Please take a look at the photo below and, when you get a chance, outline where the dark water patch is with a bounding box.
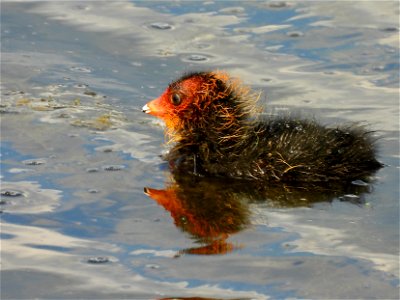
[54,206,116,239]
[1,233,16,239]
[26,244,72,253]
[381,27,398,32]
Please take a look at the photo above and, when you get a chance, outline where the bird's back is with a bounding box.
[249,117,382,182]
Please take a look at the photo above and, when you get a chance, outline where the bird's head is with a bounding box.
[143,71,258,140]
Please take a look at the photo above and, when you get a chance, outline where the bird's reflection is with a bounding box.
[144,171,372,255]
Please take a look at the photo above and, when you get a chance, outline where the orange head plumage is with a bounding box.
[143,71,258,142]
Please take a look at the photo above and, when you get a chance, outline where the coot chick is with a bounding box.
[143,71,382,183]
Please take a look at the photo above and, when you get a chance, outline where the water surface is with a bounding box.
[1,1,399,299]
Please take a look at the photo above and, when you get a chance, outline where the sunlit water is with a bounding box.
[1,2,399,299]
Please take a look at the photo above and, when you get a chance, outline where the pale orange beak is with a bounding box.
[142,97,165,118]
[143,187,169,203]
[143,187,182,212]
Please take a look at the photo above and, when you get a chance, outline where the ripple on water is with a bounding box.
[145,264,160,269]
[219,7,246,14]
[73,83,89,89]
[286,31,304,38]
[351,179,369,187]
[102,165,126,171]
[268,1,290,8]
[0,181,61,214]
[340,194,362,204]
[1,190,25,197]
[22,159,46,166]
[148,22,174,30]
[194,43,212,50]
[86,167,100,173]
[381,27,398,32]
[70,66,92,73]
[181,53,212,63]
[87,256,110,264]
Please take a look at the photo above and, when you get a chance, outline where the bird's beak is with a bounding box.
[143,187,178,208]
[142,96,164,118]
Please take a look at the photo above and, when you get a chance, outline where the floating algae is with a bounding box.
[71,114,114,130]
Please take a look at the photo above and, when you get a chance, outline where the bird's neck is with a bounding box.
[177,105,253,157]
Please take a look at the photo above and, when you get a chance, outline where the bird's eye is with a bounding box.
[171,93,181,106]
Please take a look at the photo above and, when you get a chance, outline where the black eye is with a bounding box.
[171,93,181,106]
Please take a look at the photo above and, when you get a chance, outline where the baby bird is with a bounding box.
[143,71,382,183]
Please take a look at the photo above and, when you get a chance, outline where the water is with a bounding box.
[1,1,399,299]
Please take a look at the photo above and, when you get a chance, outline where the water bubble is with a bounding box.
[268,1,289,8]
[194,43,212,50]
[183,54,211,62]
[372,65,385,71]
[342,194,360,201]
[76,4,90,11]
[70,66,92,73]
[149,22,174,30]
[23,159,46,166]
[1,190,24,197]
[219,7,245,14]
[351,179,369,187]
[283,243,297,250]
[286,31,304,38]
[382,27,398,32]
[145,264,160,269]
[86,167,100,173]
[87,256,109,264]
[295,125,303,131]
[83,90,97,97]
[385,48,396,54]
[157,49,174,56]
[74,83,89,89]
[293,260,304,266]
[102,165,125,171]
